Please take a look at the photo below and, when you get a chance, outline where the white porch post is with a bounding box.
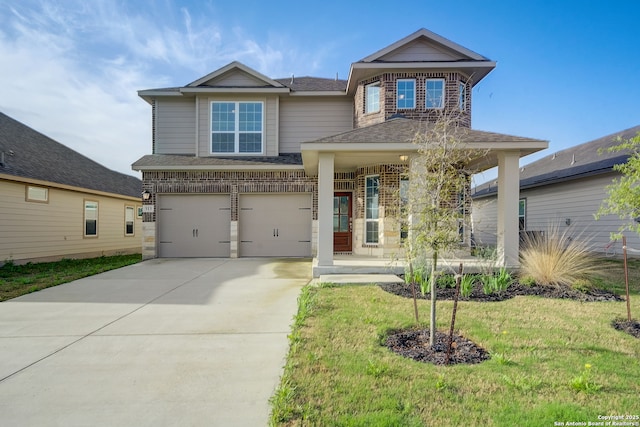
[317,153,335,266]
[496,151,520,268]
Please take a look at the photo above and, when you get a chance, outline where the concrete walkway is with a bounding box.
[0,258,310,427]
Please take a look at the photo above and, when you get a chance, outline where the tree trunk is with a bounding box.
[429,250,438,347]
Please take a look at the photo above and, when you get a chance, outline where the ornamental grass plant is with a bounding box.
[519,224,597,288]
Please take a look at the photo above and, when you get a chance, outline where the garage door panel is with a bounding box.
[239,194,311,257]
[158,195,230,257]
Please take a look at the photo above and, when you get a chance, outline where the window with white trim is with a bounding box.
[365,175,380,244]
[211,101,263,154]
[125,206,135,236]
[459,82,467,111]
[26,186,48,202]
[84,200,98,237]
[365,82,380,113]
[396,79,415,109]
[426,78,444,109]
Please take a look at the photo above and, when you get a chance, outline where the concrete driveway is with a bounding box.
[0,258,310,426]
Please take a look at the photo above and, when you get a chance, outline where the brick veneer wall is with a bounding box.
[141,170,319,222]
[354,72,472,129]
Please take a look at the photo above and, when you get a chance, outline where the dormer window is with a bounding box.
[365,82,380,113]
[459,82,467,111]
[211,101,263,154]
[426,78,444,109]
[396,79,415,109]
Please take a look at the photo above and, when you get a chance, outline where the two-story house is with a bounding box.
[132,28,547,276]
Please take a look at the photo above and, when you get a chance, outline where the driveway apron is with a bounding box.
[0,258,310,426]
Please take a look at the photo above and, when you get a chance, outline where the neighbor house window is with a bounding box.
[396,79,415,109]
[425,79,444,109]
[26,186,48,203]
[84,200,98,237]
[211,101,263,154]
[125,206,135,236]
[365,175,380,244]
[459,82,467,111]
[365,82,380,113]
[519,198,526,231]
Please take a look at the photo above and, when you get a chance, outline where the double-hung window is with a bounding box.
[396,79,415,109]
[426,78,444,109]
[125,206,135,236]
[365,175,380,244]
[84,200,98,237]
[459,82,467,111]
[211,101,263,154]
[365,82,380,113]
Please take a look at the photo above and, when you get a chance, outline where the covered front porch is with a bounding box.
[301,118,548,278]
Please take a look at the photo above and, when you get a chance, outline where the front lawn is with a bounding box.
[271,276,640,426]
[0,254,142,301]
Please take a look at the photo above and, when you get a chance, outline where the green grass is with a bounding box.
[270,281,640,426]
[0,254,142,301]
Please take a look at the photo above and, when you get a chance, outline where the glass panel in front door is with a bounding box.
[333,196,349,232]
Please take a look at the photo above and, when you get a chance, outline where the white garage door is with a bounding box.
[239,194,312,257]
[158,195,230,257]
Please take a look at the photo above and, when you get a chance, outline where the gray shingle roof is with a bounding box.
[472,125,640,198]
[132,153,303,168]
[0,112,141,198]
[309,117,545,144]
[274,77,347,92]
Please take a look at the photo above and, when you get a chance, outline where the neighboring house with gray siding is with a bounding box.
[133,28,547,275]
[0,112,143,264]
[472,125,640,256]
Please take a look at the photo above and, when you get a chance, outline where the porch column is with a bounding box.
[496,151,520,268]
[317,153,335,266]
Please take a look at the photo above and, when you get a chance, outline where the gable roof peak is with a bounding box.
[187,61,285,88]
[360,27,491,63]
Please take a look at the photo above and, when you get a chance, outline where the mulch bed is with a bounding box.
[612,319,640,339]
[385,329,490,365]
[381,281,632,365]
[379,281,624,302]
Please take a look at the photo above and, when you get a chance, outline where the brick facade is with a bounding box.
[353,72,472,129]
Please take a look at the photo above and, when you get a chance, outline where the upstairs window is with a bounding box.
[459,82,467,111]
[396,79,415,109]
[211,101,263,154]
[426,79,444,109]
[365,82,380,113]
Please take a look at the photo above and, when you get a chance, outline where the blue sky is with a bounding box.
[1,0,638,184]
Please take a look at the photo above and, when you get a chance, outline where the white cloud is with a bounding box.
[0,0,331,177]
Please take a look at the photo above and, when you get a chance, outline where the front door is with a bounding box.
[333,192,352,252]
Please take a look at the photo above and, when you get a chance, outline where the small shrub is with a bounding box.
[571,278,594,293]
[460,274,475,297]
[520,224,597,287]
[437,274,456,289]
[518,275,536,287]
[494,267,512,292]
[405,265,430,296]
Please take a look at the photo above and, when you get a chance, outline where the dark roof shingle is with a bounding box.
[0,112,141,198]
[472,125,640,198]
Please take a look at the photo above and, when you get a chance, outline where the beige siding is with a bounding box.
[155,98,196,154]
[379,39,466,62]
[204,70,267,87]
[0,180,142,264]
[279,97,353,153]
[471,197,498,247]
[471,173,640,255]
[197,95,278,156]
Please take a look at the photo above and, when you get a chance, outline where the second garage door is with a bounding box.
[239,194,312,257]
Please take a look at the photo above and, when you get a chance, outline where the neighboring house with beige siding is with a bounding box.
[0,112,143,265]
[133,28,547,276]
[472,125,640,256]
